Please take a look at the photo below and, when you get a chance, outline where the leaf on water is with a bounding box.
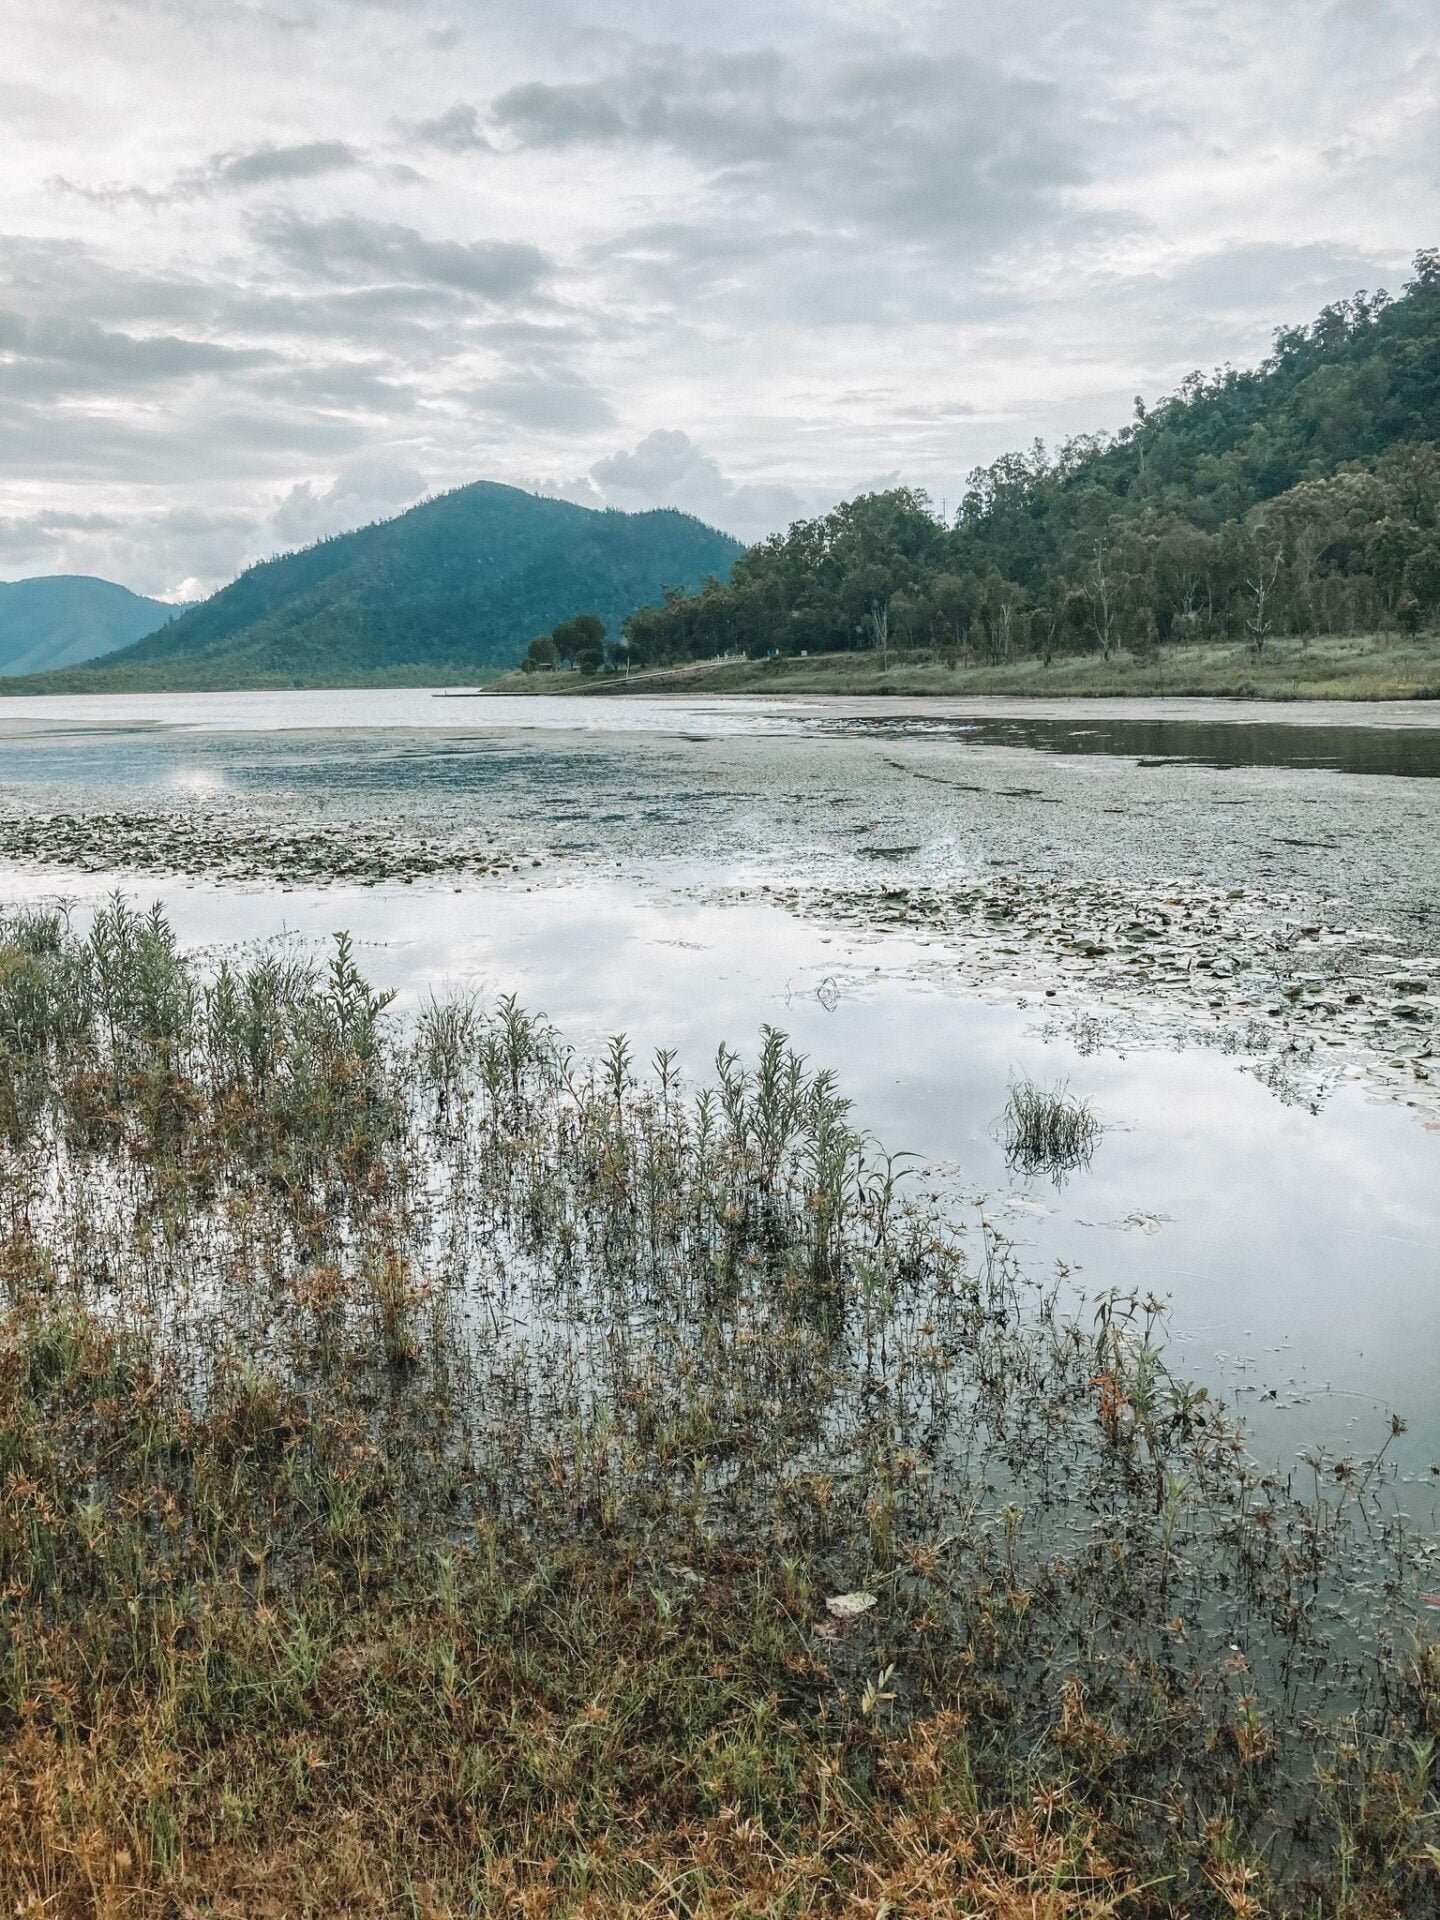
[825,1590,877,1619]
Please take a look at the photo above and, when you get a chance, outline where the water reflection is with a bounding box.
[1,688,1438,780]
[5,860,1436,1485]
[841,712,1440,777]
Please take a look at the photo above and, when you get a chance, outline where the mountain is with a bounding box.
[14,485,745,692]
[0,575,187,676]
[622,250,1440,666]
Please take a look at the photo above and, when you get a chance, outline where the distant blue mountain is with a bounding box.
[0,575,189,676]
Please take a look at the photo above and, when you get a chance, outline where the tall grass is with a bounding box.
[0,900,1434,1916]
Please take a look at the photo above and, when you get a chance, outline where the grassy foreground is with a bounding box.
[1,902,1436,1917]
[493,630,1440,702]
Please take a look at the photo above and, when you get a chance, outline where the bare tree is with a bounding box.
[1088,541,1115,659]
[987,579,1027,659]
[1245,540,1284,658]
[866,597,890,668]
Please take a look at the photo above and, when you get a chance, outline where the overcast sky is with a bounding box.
[1,0,1435,598]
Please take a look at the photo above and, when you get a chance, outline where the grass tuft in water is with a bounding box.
[1001,1075,1102,1180]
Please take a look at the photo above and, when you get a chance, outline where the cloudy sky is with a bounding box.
[1,0,1436,598]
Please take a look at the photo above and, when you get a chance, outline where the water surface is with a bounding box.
[1,689,1436,1484]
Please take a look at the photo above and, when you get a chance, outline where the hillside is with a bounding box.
[0,575,185,676]
[620,251,1440,669]
[10,485,744,692]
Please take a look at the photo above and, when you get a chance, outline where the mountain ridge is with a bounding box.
[8,483,744,692]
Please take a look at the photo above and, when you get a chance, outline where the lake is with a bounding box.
[1,688,1436,1486]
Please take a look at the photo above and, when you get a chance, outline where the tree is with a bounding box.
[1403,535,1440,617]
[865,596,890,665]
[929,572,979,652]
[604,258,1440,668]
[983,575,1028,658]
[1087,540,1115,659]
[550,613,607,669]
[1243,532,1284,657]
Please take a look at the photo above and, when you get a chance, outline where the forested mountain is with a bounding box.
[23,485,743,690]
[0,576,185,676]
[623,251,1440,667]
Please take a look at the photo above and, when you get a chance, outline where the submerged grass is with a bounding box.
[0,899,1436,1917]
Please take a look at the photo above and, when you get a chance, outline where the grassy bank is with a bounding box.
[1,902,1435,1916]
[5,629,1438,702]
[493,630,1440,702]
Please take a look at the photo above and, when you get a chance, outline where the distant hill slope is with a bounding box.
[14,485,745,692]
[950,249,1440,562]
[0,575,186,676]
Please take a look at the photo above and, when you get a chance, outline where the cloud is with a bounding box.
[0,237,216,329]
[0,79,73,130]
[583,430,835,541]
[489,42,1085,252]
[0,310,272,397]
[1151,240,1394,324]
[193,139,364,192]
[0,502,259,599]
[402,104,493,153]
[589,430,720,496]
[250,360,422,415]
[254,212,552,300]
[0,0,1435,595]
[460,368,615,433]
[51,139,365,208]
[270,454,429,547]
[0,508,124,568]
[493,81,631,147]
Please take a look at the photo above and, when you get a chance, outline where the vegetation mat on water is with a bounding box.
[0,901,1436,1916]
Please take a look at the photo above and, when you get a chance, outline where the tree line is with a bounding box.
[602,251,1440,670]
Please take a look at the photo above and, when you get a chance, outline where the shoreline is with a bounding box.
[4,632,1439,704]
[484,631,1440,703]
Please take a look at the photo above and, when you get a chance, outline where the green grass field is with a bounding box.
[495,629,1440,702]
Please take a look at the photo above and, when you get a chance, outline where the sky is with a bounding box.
[0,0,1436,599]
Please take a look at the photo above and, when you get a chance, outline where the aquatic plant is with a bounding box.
[0,900,1434,1916]
[1001,1075,1102,1180]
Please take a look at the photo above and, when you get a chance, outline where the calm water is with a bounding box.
[1,685,1437,750]
[0,690,1436,1485]
[851,711,1440,778]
